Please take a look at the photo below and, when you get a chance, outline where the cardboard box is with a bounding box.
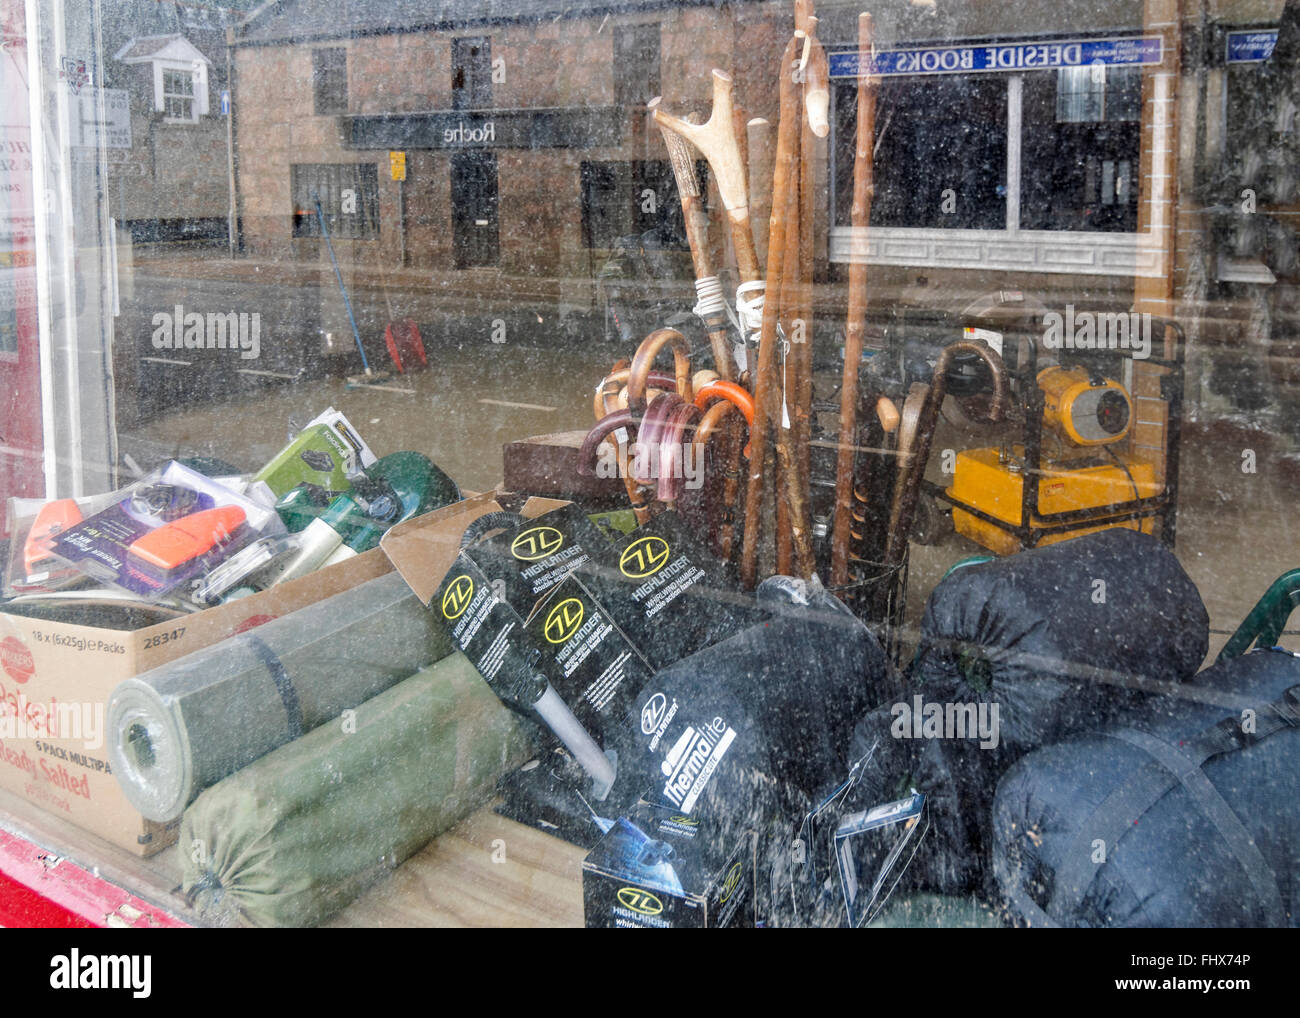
[0,546,394,855]
[582,802,755,928]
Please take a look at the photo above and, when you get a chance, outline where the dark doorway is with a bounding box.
[451,150,499,268]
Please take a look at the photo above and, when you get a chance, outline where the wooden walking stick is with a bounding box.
[740,32,805,588]
[831,13,878,590]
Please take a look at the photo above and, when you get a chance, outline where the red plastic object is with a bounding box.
[384,320,426,374]
[0,830,187,928]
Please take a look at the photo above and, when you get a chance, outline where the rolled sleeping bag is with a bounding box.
[843,529,1210,897]
[180,652,536,927]
[992,648,1300,927]
[912,528,1210,752]
[108,571,453,822]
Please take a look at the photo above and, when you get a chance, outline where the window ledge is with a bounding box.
[829,226,1165,278]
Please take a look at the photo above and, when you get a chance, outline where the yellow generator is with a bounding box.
[934,324,1184,556]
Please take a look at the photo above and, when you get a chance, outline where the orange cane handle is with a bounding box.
[628,329,692,412]
[693,379,755,456]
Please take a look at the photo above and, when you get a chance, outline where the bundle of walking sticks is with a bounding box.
[580,2,953,623]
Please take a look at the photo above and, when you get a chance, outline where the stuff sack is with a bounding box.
[894,530,1206,894]
[842,529,1210,898]
[180,652,535,927]
[992,649,1300,927]
[912,528,1209,752]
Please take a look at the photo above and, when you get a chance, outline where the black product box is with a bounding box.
[436,505,652,752]
[458,502,611,616]
[582,803,755,928]
[523,576,654,752]
[576,512,761,671]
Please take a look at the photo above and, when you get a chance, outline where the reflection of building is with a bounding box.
[223,0,1295,417]
[100,1,250,243]
[228,0,786,279]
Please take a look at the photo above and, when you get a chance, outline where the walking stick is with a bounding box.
[652,72,766,348]
[740,33,804,588]
[831,13,877,589]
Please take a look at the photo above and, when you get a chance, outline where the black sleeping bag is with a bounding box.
[992,648,1300,927]
[845,529,1210,897]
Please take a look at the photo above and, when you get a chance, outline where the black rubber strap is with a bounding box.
[241,633,304,739]
[1049,683,1300,923]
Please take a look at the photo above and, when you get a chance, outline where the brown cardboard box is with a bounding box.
[0,548,394,856]
[380,492,571,607]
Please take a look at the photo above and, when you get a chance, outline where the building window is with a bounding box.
[857,74,1008,231]
[832,65,1140,235]
[291,164,379,239]
[614,24,660,108]
[580,159,705,250]
[162,68,196,120]
[452,37,492,111]
[313,48,348,115]
[1021,67,1140,232]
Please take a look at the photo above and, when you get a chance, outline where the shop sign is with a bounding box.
[347,107,623,151]
[829,35,1162,78]
[1225,30,1278,64]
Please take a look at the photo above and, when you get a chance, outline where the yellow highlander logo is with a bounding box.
[619,536,670,578]
[511,526,563,561]
[441,575,474,620]
[617,887,663,915]
[720,862,742,903]
[544,598,584,644]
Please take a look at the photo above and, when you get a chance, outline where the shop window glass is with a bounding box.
[835,73,1007,230]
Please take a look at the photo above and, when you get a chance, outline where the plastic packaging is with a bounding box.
[106,571,453,821]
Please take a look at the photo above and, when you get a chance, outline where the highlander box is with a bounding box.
[582,802,755,928]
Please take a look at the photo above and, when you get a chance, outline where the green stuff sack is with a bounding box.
[180,653,535,927]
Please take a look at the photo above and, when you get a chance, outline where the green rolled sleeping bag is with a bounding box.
[179,652,536,927]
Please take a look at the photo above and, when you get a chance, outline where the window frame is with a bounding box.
[829,56,1170,278]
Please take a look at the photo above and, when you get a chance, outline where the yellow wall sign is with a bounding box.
[389,150,406,181]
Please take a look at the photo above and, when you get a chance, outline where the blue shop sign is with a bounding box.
[1225,30,1278,64]
[828,35,1162,78]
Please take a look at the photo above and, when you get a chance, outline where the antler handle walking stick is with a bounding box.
[650,99,738,381]
[652,71,766,348]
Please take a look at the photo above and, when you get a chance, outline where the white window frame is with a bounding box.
[152,58,208,123]
[829,70,1167,278]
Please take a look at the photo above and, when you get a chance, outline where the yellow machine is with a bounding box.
[946,365,1167,556]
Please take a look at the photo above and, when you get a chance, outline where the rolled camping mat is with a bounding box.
[108,571,453,822]
[179,652,536,927]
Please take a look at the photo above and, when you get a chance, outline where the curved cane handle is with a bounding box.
[628,329,692,412]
